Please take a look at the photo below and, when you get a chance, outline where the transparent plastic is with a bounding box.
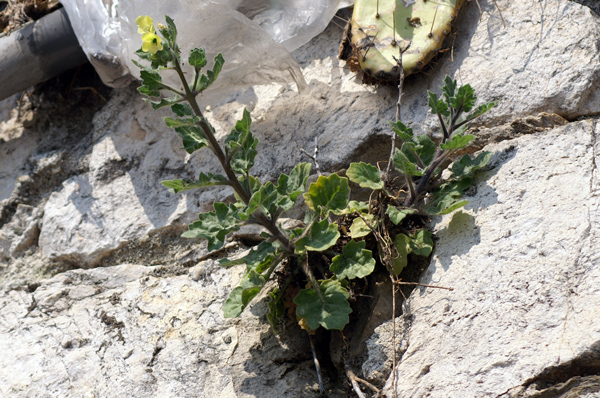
[60,0,351,95]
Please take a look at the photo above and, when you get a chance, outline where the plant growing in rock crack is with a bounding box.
[133,15,494,338]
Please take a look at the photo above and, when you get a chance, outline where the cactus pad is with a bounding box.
[340,0,465,81]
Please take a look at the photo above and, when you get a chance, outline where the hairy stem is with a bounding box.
[171,57,293,252]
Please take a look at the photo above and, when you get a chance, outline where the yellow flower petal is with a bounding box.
[141,33,163,55]
[136,15,155,34]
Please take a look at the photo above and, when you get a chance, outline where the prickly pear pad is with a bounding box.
[347,0,465,81]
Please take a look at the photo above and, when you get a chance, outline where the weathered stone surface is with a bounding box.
[1,0,598,268]
[0,1,600,396]
[0,261,330,397]
[368,119,600,397]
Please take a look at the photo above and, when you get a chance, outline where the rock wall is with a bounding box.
[0,0,599,397]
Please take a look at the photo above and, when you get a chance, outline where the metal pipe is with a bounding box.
[0,8,88,101]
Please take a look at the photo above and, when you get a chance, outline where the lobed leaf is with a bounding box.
[347,162,384,190]
[138,70,163,97]
[441,75,457,105]
[277,163,312,204]
[451,152,492,179]
[225,109,258,174]
[295,219,340,254]
[393,148,423,177]
[223,270,266,318]
[168,122,209,154]
[219,241,276,271]
[144,95,184,110]
[189,48,207,70]
[386,206,416,225]
[409,229,434,257]
[182,202,240,251]
[455,84,476,112]
[440,133,474,151]
[389,120,414,141]
[349,214,375,239]
[465,102,496,121]
[303,174,349,216]
[244,181,291,220]
[428,91,450,117]
[330,240,376,280]
[171,103,193,117]
[161,172,228,193]
[294,279,352,330]
[402,135,436,167]
[337,200,369,215]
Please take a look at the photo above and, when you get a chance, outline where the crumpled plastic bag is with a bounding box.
[60,0,350,97]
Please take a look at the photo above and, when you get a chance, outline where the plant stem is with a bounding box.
[171,57,293,253]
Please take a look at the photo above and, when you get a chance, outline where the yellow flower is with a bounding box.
[142,33,163,54]
[136,15,155,34]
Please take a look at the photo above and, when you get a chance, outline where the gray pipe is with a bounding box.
[0,8,88,101]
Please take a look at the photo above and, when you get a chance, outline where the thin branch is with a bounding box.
[308,333,326,395]
[492,0,506,28]
[301,137,321,176]
[301,256,326,303]
[394,280,454,291]
[385,47,406,180]
[390,275,398,398]
[159,82,185,97]
[346,366,381,395]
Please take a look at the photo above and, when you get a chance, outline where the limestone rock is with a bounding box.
[369,119,600,397]
[0,261,330,397]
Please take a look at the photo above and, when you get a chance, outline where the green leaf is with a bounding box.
[189,48,207,70]
[455,84,476,112]
[225,109,258,174]
[427,177,472,215]
[164,15,178,45]
[195,54,225,92]
[465,102,495,121]
[295,219,340,254]
[409,229,434,257]
[402,135,436,166]
[389,121,414,142]
[219,241,276,271]
[338,200,369,215]
[138,70,163,97]
[441,75,457,105]
[304,174,349,216]
[277,163,311,203]
[294,279,352,330]
[330,240,376,280]
[349,214,375,239]
[393,148,423,177]
[347,162,384,190]
[244,182,291,220]
[450,152,492,179]
[161,173,228,193]
[386,206,415,225]
[391,233,410,276]
[207,54,225,87]
[440,133,474,151]
[428,91,450,117]
[144,95,184,110]
[429,198,469,215]
[165,117,209,154]
[223,270,266,318]
[182,202,240,251]
[171,103,193,116]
